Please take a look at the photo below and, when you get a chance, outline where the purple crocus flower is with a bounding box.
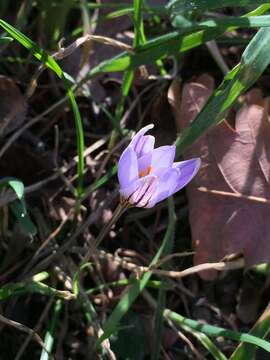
[118,124,201,208]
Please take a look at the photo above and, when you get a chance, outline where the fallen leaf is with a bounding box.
[169,74,270,279]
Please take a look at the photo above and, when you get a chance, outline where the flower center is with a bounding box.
[139,165,153,178]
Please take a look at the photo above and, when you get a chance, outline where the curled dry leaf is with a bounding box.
[169,75,270,280]
[0,75,27,137]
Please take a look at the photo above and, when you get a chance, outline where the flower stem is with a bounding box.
[94,202,126,248]
[82,202,128,264]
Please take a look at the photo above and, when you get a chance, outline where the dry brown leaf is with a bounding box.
[169,74,270,280]
[0,75,27,136]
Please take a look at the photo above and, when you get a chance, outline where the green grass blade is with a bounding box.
[87,7,270,75]
[175,26,270,155]
[0,19,85,195]
[180,323,228,360]
[40,300,62,360]
[230,304,270,360]
[145,289,228,360]
[0,177,24,199]
[168,0,269,13]
[0,20,62,76]
[0,280,74,301]
[134,0,146,46]
[166,309,270,353]
[96,198,176,347]
[172,15,270,30]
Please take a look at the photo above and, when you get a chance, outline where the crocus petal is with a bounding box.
[129,124,154,151]
[138,152,152,175]
[133,135,155,158]
[148,168,180,207]
[120,178,141,200]
[120,175,158,207]
[151,145,176,175]
[118,146,138,189]
[172,158,201,192]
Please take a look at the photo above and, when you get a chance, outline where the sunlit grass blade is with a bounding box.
[96,198,176,347]
[0,19,85,196]
[87,5,270,75]
[175,26,270,155]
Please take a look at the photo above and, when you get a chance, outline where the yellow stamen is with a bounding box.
[139,165,153,178]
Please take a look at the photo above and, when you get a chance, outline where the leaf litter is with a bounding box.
[169,74,270,279]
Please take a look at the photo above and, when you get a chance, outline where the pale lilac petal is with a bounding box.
[130,124,154,147]
[138,152,152,175]
[148,168,180,207]
[120,175,158,207]
[130,175,158,207]
[151,145,176,175]
[133,135,155,158]
[120,178,141,200]
[172,158,201,192]
[118,146,138,188]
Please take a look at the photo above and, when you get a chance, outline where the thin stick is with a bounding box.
[97,250,245,278]
[0,314,47,354]
[198,186,270,205]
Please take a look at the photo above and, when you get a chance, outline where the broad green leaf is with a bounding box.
[0,177,36,236]
[0,177,24,199]
[175,26,270,155]
[10,200,37,236]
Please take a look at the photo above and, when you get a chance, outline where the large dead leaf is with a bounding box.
[169,75,270,280]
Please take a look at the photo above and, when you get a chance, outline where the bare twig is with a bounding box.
[14,298,54,360]
[198,186,270,205]
[0,314,48,354]
[97,250,244,278]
